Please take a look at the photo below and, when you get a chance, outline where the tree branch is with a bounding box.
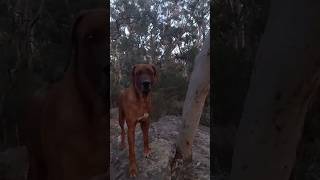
[29,0,45,29]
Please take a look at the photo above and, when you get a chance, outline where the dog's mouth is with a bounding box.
[142,85,151,95]
[142,89,150,95]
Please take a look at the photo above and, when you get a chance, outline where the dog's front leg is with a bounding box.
[127,124,138,177]
[141,120,151,158]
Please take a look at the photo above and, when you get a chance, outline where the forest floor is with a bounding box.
[110,108,210,180]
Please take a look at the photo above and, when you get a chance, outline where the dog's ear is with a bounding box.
[131,65,137,83]
[150,64,158,83]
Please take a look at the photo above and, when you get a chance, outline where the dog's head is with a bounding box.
[71,9,107,100]
[131,64,158,95]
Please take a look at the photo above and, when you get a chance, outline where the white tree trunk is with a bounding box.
[176,33,210,159]
[230,1,320,180]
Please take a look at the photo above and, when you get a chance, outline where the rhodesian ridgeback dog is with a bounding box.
[118,64,158,177]
[23,8,108,180]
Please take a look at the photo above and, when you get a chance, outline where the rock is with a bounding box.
[110,108,210,179]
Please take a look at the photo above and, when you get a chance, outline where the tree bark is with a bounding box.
[230,1,320,180]
[175,33,210,160]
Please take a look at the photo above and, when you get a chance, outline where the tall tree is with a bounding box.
[230,0,320,179]
[212,0,270,172]
[171,33,210,178]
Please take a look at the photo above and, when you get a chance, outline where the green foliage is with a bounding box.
[152,64,188,120]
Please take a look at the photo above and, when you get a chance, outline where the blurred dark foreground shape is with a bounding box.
[22,8,108,180]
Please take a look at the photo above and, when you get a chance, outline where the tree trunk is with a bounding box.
[230,1,320,180]
[0,0,45,147]
[175,33,210,160]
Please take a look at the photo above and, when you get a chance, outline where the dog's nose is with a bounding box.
[142,81,151,88]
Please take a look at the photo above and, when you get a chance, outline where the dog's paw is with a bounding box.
[144,147,151,158]
[129,164,138,177]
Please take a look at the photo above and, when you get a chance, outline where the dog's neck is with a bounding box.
[130,84,150,102]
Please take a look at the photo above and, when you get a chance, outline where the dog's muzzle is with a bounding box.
[141,80,151,94]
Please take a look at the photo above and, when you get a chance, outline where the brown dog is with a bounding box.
[118,64,158,177]
[23,9,107,180]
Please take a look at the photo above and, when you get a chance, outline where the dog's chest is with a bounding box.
[136,99,150,112]
[132,99,150,121]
